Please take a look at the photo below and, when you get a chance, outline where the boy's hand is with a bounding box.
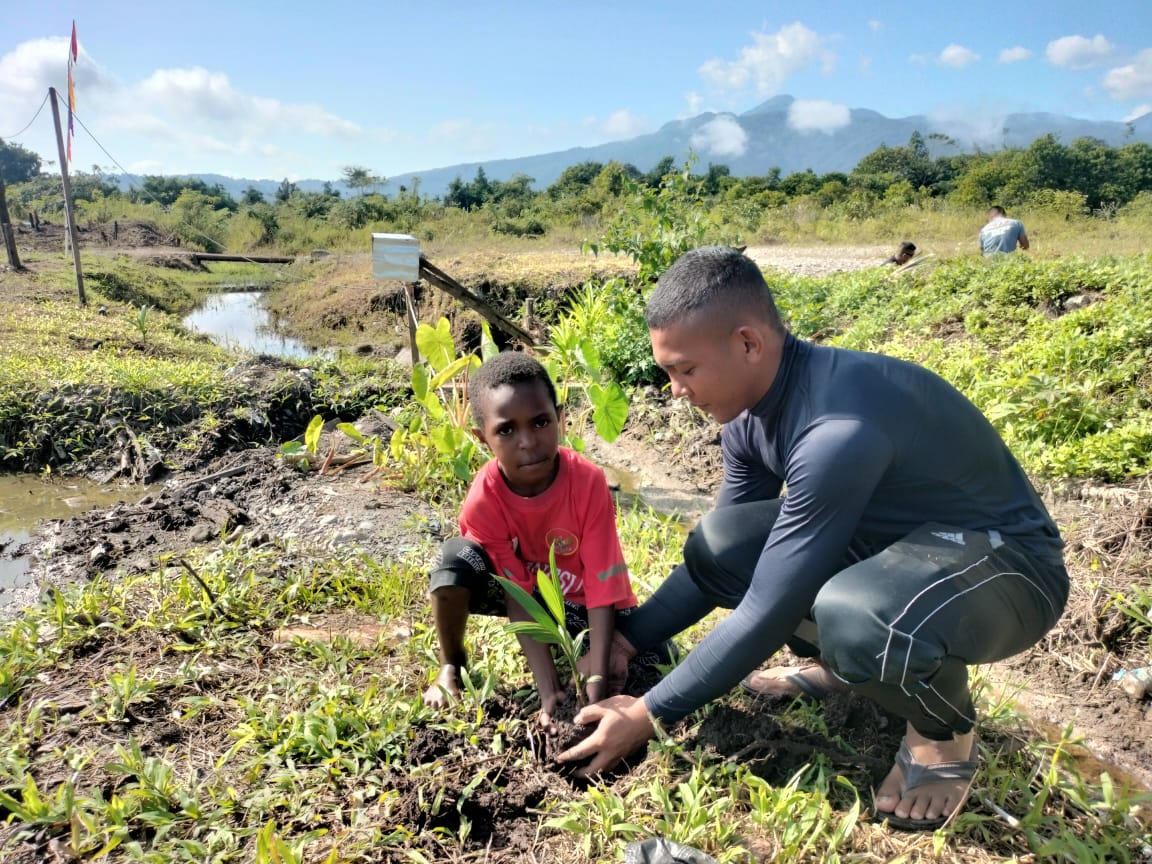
[585,675,607,705]
[538,687,561,734]
[578,629,635,697]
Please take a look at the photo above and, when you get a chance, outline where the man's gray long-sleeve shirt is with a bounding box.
[645,333,1063,723]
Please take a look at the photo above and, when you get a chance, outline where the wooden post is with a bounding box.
[47,87,86,306]
[418,256,534,346]
[0,164,23,270]
[402,281,421,364]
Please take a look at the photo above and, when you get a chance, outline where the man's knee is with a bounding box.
[684,520,750,608]
[811,575,892,683]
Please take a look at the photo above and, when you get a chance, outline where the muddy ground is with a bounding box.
[3,240,1151,851]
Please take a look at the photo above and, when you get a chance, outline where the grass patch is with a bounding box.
[771,254,1152,480]
[0,508,1147,862]
[0,257,409,472]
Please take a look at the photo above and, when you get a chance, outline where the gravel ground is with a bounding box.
[744,244,893,277]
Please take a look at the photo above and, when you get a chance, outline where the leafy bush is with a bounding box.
[560,280,662,388]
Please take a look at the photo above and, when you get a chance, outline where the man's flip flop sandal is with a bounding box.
[739,665,838,700]
[875,738,980,831]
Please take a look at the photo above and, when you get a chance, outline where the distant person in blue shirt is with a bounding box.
[979,206,1029,255]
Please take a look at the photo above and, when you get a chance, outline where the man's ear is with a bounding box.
[472,426,488,449]
[733,324,765,361]
[556,406,566,428]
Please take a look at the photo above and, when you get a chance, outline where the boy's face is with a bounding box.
[650,316,764,424]
[473,379,562,497]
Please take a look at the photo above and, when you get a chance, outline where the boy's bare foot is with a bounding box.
[873,724,979,830]
[741,662,847,699]
[422,664,463,709]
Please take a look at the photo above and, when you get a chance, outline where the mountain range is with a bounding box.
[112,95,1152,200]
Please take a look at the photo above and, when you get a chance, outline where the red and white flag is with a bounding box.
[66,21,78,162]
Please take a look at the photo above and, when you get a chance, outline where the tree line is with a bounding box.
[3,131,1151,251]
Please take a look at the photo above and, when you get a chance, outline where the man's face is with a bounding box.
[650,318,761,424]
[474,380,561,497]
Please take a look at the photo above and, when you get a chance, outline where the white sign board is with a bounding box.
[371,233,421,282]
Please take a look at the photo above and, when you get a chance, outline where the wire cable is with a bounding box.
[1,91,51,142]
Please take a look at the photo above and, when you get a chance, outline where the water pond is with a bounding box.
[182,290,316,358]
[0,474,146,590]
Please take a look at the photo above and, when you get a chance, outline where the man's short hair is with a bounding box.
[469,351,559,425]
[646,246,785,334]
[987,205,1007,217]
[899,241,917,255]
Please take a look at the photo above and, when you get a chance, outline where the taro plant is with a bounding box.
[544,314,630,452]
[380,316,486,500]
[498,544,599,706]
[278,414,324,470]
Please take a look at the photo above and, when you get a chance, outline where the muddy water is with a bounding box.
[183,291,316,358]
[0,475,144,590]
[598,461,708,526]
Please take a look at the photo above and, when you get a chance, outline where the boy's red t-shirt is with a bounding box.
[458,447,637,610]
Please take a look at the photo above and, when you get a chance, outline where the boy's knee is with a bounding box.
[430,537,490,592]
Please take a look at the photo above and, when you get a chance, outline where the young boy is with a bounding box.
[421,350,661,728]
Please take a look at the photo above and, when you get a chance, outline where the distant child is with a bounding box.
[884,241,917,266]
[422,351,665,728]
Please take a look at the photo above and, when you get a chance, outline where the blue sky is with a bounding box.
[3,1,1152,182]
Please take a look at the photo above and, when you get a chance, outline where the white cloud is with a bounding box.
[595,109,652,140]
[787,99,851,133]
[868,19,883,33]
[859,55,874,74]
[0,37,112,118]
[928,105,1008,148]
[1104,48,1152,100]
[939,44,980,68]
[1,37,373,177]
[698,22,834,97]
[140,67,244,124]
[999,46,1032,63]
[685,91,704,115]
[1046,34,1115,69]
[690,116,748,158]
[1123,103,1152,121]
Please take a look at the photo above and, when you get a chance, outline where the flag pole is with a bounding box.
[48,86,86,306]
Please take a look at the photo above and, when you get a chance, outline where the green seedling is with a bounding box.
[498,544,600,706]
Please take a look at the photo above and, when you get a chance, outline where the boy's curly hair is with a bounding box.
[469,351,559,425]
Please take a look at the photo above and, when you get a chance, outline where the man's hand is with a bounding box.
[556,695,655,777]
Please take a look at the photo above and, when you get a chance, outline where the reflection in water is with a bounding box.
[0,475,145,589]
[183,292,315,358]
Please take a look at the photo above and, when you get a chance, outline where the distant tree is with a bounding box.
[0,139,42,184]
[701,162,732,195]
[241,185,265,205]
[275,178,297,202]
[547,161,604,199]
[779,169,821,197]
[321,181,341,198]
[592,162,643,198]
[444,167,497,211]
[644,156,676,187]
[342,165,385,196]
